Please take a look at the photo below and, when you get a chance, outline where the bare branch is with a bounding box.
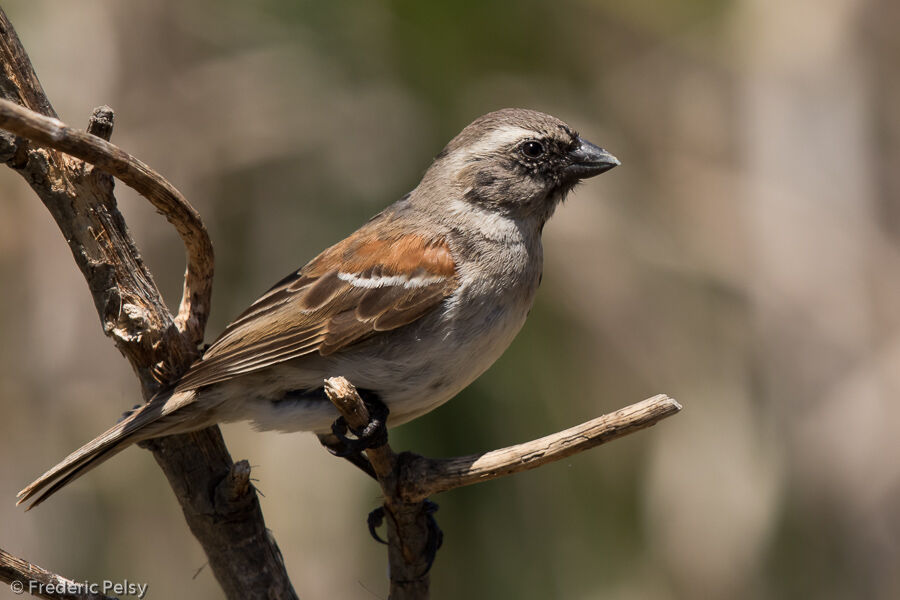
[142,439,298,600]
[401,394,681,502]
[0,8,296,599]
[0,548,115,600]
[0,10,56,118]
[323,378,681,599]
[324,378,435,600]
[0,96,212,345]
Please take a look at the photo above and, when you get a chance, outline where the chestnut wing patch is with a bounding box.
[174,232,457,392]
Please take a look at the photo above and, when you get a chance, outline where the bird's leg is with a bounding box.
[328,389,389,456]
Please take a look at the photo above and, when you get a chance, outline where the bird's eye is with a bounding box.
[521,140,545,159]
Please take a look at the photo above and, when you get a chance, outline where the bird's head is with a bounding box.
[422,108,619,224]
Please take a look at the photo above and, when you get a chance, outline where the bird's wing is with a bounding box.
[174,228,458,392]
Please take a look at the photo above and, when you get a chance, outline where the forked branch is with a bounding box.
[0,8,294,599]
[0,97,212,345]
[323,377,681,600]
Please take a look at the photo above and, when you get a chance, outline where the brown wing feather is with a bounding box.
[175,227,457,392]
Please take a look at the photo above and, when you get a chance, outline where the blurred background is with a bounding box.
[1,0,899,598]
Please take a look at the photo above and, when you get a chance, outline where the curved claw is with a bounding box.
[366,501,443,575]
[421,500,444,575]
[367,507,388,544]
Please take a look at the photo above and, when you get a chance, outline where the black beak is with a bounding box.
[565,137,620,180]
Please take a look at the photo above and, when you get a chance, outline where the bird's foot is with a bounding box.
[317,433,377,480]
[328,390,389,457]
[367,500,443,574]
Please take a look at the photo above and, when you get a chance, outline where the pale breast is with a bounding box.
[371,222,544,423]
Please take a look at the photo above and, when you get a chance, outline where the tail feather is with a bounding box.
[17,394,176,510]
[19,442,132,510]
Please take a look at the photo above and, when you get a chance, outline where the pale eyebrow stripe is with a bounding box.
[465,126,534,156]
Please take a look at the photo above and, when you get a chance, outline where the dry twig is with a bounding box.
[0,549,116,600]
[323,377,681,600]
[0,96,212,345]
[401,394,681,501]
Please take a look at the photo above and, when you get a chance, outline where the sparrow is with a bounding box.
[18,108,619,508]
